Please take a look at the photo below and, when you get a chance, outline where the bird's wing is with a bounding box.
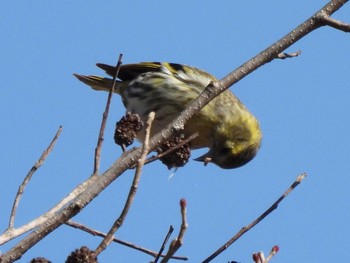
[97,62,162,81]
[96,62,217,85]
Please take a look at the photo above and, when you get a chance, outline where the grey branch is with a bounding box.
[1,0,347,261]
[94,112,155,256]
[317,12,350,32]
[65,220,187,261]
[160,199,188,263]
[202,173,307,262]
[8,126,63,230]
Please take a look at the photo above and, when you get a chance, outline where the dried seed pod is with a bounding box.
[30,258,52,263]
[114,112,143,147]
[156,135,191,169]
[65,246,98,263]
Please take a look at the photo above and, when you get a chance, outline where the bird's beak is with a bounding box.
[194,153,213,166]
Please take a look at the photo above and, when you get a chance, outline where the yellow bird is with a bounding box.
[74,62,262,169]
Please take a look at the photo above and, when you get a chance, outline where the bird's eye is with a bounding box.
[220,147,230,154]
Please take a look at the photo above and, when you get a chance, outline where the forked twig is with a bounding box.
[93,54,123,177]
[317,13,350,32]
[94,112,155,256]
[65,220,187,261]
[2,1,348,261]
[277,50,302,59]
[252,245,280,263]
[160,199,188,263]
[202,173,307,263]
[153,225,175,263]
[8,126,63,230]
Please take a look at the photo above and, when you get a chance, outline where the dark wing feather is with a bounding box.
[97,62,166,81]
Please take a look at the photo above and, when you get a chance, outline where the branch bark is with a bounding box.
[94,112,155,256]
[1,1,348,261]
[93,54,123,177]
[202,173,307,263]
[8,126,63,230]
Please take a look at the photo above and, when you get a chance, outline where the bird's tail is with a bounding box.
[73,73,122,94]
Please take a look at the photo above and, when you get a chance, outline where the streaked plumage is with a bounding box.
[74,62,262,169]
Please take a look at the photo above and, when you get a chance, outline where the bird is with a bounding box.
[74,62,262,169]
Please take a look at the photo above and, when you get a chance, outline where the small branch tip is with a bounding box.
[296,173,307,182]
[180,199,187,208]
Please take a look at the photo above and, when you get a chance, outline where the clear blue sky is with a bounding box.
[1,1,350,262]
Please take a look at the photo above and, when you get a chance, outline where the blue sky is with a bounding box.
[1,1,350,262]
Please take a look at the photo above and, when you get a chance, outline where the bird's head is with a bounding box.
[195,139,261,169]
[195,115,262,169]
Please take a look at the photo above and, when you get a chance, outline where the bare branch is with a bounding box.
[65,220,187,261]
[2,1,347,260]
[0,56,123,245]
[93,54,123,176]
[265,245,280,262]
[160,199,188,263]
[277,50,302,59]
[153,225,175,263]
[316,13,350,32]
[252,245,279,263]
[94,112,155,256]
[0,176,98,245]
[202,173,307,263]
[8,126,63,230]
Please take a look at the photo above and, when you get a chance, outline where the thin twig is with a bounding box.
[8,126,63,230]
[65,220,187,261]
[202,173,307,263]
[120,144,127,153]
[253,245,279,263]
[93,54,123,177]
[94,112,155,256]
[1,176,98,245]
[264,245,279,262]
[2,0,347,260]
[253,251,265,263]
[161,199,188,263]
[154,225,174,263]
[277,50,302,59]
[317,13,350,32]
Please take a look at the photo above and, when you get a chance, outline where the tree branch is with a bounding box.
[252,245,280,263]
[277,50,302,59]
[7,126,63,230]
[160,199,188,263]
[316,12,350,32]
[94,112,155,256]
[93,54,123,176]
[153,225,175,263]
[202,173,307,263]
[1,1,347,261]
[65,220,187,261]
